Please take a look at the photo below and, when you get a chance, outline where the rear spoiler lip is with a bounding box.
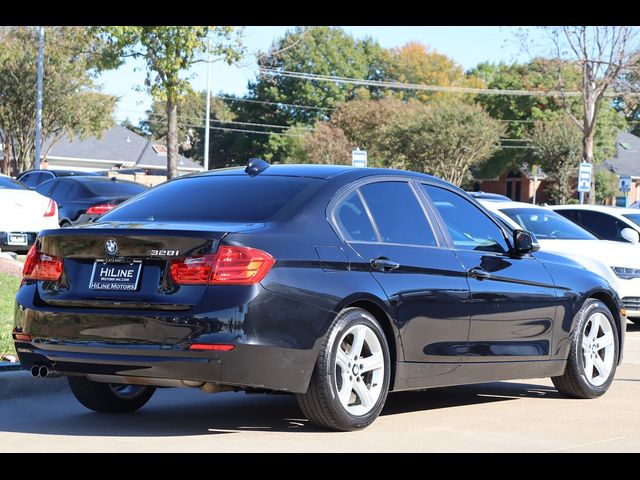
[38,221,267,239]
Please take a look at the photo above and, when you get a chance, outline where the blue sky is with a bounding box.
[98,26,541,124]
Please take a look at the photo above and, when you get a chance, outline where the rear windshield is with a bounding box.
[83,180,147,197]
[99,175,324,223]
[0,176,28,190]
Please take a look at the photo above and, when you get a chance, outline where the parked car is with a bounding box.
[0,174,58,252]
[17,169,105,189]
[481,200,640,325]
[467,191,511,201]
[14,163,625,431]
[553,205,640,244]
[34,176,148,226]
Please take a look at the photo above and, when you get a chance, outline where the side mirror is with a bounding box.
[512,229,539,255]
[621,227,640,244]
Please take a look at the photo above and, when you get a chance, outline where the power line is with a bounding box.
[143,118,306,138]
[259,67,640,98]
[213,95,334,111]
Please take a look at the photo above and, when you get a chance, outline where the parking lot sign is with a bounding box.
[620,175,632,193]
[352,149,367,168]
[578,162,592,193]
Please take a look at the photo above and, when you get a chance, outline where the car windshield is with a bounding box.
[0,176,29,190]
[622,213,640,227]
[500,208,596,240]
[100,175,324,223]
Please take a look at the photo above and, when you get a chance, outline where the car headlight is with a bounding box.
[611,266,640,279]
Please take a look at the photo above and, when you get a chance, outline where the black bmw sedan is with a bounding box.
[13,162,625,431]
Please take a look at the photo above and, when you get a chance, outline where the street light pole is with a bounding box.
[34,26,45,170]
[203,42,212,171]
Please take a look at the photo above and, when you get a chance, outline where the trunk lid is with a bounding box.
[36,221,265,310]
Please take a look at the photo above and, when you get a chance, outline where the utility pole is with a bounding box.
[34,26,45,170]
[203,41,212,171]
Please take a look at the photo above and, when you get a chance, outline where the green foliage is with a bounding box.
[386,99,505,185]
[595,169,619,203]
[0,272,20,356]
[0,27,116,172]
[529,114,583,204]
[263,126,308,164]
[250,26,388,126]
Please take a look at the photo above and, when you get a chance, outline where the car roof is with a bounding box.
[188,164,451,185]
[467,191,511,201]
[552,204,640,215]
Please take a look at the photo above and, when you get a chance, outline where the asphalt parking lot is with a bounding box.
[1,322,639,452]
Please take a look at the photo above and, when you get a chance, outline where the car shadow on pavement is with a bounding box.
[0,381,561,437]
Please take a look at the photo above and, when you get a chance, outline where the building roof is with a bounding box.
[600,131,640,178]
[1,125,204,172]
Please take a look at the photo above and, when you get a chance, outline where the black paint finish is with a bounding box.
[13,165,625,394]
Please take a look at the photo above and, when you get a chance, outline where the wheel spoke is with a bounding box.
[594,356,610,379]
[350,325,366,359]
[599,332,614,349]
[336,348,350,372]
[588,316,600,340]
[360,352,384,373]
[584,354,594,380]
[581,335,591,354]
[338,377,354,406]
[353,378,374,409]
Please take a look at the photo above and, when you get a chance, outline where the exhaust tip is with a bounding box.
[30,365,41,377]
[39,366,49,378]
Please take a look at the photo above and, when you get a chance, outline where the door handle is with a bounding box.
[468,267,491,280]
[370,257,400,272]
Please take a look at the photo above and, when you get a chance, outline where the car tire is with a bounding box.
[552,299,619,399]
[68,377,155,413]
[60,221,71,228]
[296,307,391,431]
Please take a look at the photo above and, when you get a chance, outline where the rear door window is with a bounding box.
[358,181,437,246]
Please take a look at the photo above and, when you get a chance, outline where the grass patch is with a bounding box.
[0,273,20,355]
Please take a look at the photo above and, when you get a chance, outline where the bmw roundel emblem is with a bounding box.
[105,239,118,256]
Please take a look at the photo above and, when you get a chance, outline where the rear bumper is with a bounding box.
[15,340,315,393]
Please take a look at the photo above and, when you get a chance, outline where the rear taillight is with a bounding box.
[22,243,63,281]
[169,246,275,286]
[43,199,57,217]
[86,203,116,215]
[189,344,235,351]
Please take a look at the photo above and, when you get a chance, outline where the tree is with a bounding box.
[141,90,235,162]
[95,26,244,178]
[537,27,640,203]
[529,114,583,204]
[329,97,414,168]
[262,125,308,164]
[471,58,627,180]
[595,168,619,204]
[387,42,485,102]
[302,123,351,165]
[387,99,504,186]
[250,26,389,126]
[0,27,116,173]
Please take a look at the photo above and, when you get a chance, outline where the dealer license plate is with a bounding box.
[7,233,27,246]
[89,260,142,291]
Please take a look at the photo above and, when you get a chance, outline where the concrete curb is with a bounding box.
[0,370,68,400]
